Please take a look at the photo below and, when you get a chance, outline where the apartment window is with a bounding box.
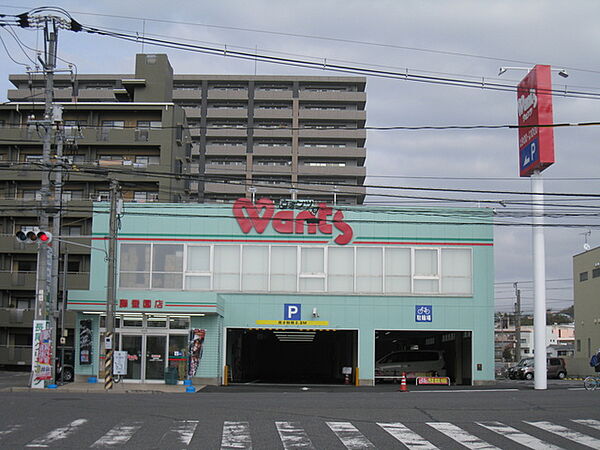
[61,190,84,202]
[100,120,124,140]
[24,155,43,163]
[580,271,589,282]
[593,268,600,278]
[255,159,291,166]
[21,189,41,200]
[304,162,347,167]
[135,121,161,141]
[133,191,159,203]
[135,156,160,167]
[61,225,82,236]
[93,191,110,201]
[15,260,36,272]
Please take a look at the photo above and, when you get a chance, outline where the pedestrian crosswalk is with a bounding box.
[1,417,600,448]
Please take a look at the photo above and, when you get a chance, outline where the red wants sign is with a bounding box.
[233,198,353,245]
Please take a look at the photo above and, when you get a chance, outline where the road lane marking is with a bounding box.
[276,421,315,449]
[326,422,375,449]
[0,424,21,438]
[477,421,563,449]
[26,418,88,448]
[161,420,199,446]
[427,422,499,449]
[525,421,600,449]
[221,421,252,449]
[91,420,142,447]
[378,422,439,449]
[572,419,600,431]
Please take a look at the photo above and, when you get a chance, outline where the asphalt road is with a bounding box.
[0,377,600,449]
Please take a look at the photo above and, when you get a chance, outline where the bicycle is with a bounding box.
[584,375,600,391]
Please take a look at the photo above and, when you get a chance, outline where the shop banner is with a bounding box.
[79,319,92,365]
[188,329,206,377]
[31,320,48,388]
[35,328,53,382]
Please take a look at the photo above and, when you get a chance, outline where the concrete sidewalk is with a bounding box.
[5,380,204,394]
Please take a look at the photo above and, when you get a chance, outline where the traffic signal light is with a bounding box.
[15,228,52,244]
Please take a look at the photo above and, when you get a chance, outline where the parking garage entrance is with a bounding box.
[226,328,357,384]
[375,330,472,385]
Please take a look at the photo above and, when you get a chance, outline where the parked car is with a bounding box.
[375,350,446,380]
[507,358,533,379]
[518,357,567,380]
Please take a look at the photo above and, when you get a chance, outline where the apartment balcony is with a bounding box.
[253,109,293,120]
[207,90,249,101]
[299,109,366,124]
[298,165,366,178]
[254,90,293,101]
[252,146,292,157]
[253,128,293,139]
[298,90,366,105]
[298,128,366,143]
[173,90,202,101]
[204,181,248,195]
[206,128,248,138]
[298,146,366,162]
[205,145,246,156]
[206,164,247,176]
[206,108,248,119]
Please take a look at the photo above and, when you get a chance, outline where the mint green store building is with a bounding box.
[68,199,494,386]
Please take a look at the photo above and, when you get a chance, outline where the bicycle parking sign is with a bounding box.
[416,305,432,322]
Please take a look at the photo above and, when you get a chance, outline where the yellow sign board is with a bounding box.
[255,320,329,326]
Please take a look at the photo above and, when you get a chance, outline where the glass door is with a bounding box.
[145,335,167,380]
[121,335,143,380]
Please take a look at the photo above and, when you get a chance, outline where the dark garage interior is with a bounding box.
[375,330,472,385]
[226,328,357,384]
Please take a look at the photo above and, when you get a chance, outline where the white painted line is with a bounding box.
[221,421,252,449]
[326,422,375,449]
[572,419,600,431]
[477,421,563,450]
[526,421,600,449]
[378,422,438,449]
[0,424,21,437]
[91,421,142,447]
[276,421,315,449]
[427,422,499,449]
[418,389,519,393]
[165,420,199,446]
[26,418,88,448]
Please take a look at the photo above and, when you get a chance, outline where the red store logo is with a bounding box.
[233,198,353,245]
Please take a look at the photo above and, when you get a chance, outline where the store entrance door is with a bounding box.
[120,334,167,382]
[145,335,167,380]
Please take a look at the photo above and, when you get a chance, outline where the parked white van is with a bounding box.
[375,350,447,380]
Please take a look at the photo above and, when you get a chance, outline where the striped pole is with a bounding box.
[104,332,113,390]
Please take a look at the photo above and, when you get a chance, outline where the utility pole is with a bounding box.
[513,282,521,363]
[105,180,120,390]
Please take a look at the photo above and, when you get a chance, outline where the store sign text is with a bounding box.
[233,198,353,245]
[119,299,164,309]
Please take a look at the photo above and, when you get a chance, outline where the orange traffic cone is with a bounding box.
[398,372,408,392]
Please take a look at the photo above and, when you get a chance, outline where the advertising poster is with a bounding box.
[31,320,49,388]
[79,319,92,365]
[35,328,53,382]
[188,329,206,377]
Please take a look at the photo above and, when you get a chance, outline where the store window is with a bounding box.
[185,246,211,290]
[385,248,411,293]
[242,246,268,291]
[356,247,383,293]
[214,245,240,290]
[441,249,472,295]
[270,246,297,292]
[328,247,354,292]
[152,244,183,289]
[119,244,150,289]
[300,247,325,291]
[414,249,439,293]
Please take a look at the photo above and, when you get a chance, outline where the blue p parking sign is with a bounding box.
[284,303,301,320]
